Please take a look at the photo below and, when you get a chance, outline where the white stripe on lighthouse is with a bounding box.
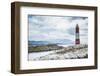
[76,33,79,39]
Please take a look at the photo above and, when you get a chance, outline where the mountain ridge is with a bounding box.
[28,39,73,45]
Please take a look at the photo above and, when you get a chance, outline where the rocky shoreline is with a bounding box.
[28,44,88,61]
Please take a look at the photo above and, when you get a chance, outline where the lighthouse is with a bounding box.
[75,24,80,44]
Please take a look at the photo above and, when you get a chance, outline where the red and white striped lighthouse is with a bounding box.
[75,24,80,44]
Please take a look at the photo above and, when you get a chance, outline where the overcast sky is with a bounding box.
[28,15,88,44]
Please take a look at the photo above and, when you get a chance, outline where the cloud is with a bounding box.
[28,15,88,44]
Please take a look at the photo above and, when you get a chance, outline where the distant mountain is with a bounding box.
[28,41,50,46]
[29,39,73,46]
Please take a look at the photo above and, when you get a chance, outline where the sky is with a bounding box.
[28,15,88,44]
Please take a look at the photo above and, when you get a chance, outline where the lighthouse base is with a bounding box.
[75,39,80,44]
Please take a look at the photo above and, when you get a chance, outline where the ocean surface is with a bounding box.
[28,40,73,46]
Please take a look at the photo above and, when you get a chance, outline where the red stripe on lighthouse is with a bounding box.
[76,39,80,44]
